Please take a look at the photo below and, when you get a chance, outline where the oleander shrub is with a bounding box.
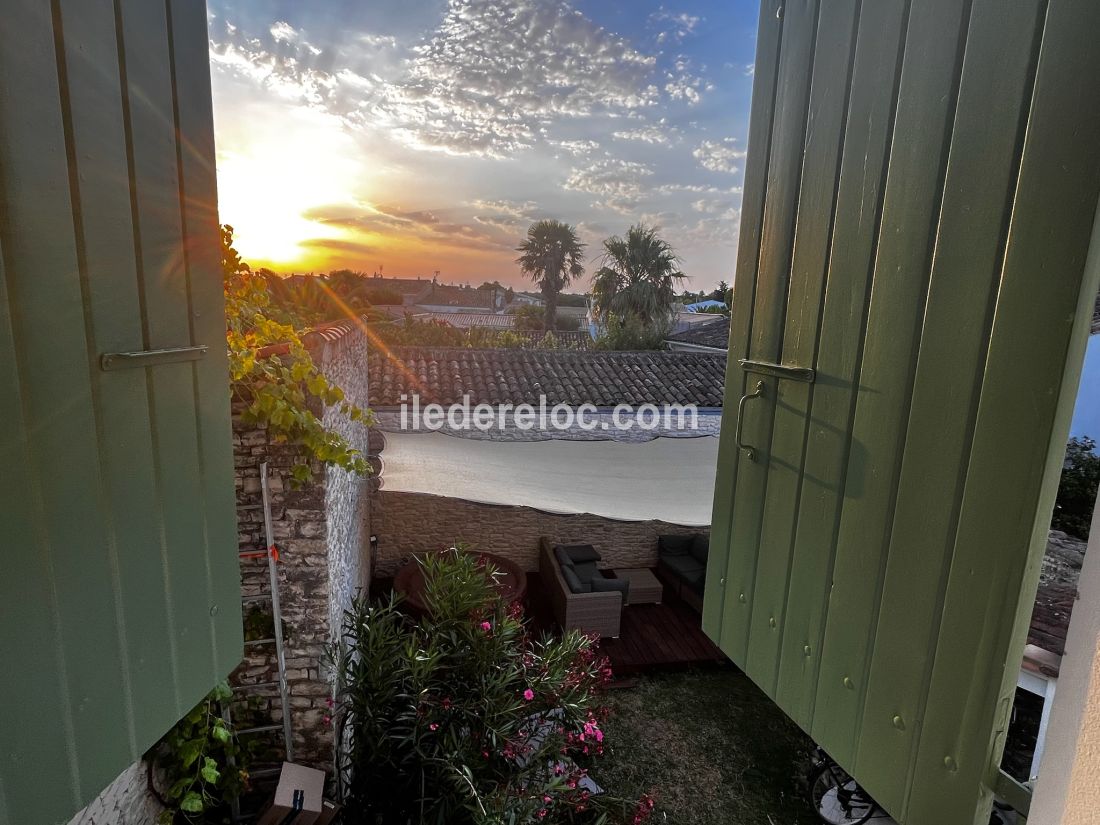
[329,546,653,825]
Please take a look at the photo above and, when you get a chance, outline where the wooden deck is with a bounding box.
[523,571,726,675]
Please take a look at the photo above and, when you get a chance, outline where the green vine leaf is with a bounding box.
[179,791,204,814]
[222,224,374,484]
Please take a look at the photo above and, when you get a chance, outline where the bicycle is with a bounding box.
[807,748,1018,824]
[807,748,882,825]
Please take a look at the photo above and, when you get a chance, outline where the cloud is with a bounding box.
[210,1,712,159]
[470,199,539,219]
[686,207,739,243]
[565,158,654,214]
[470,199,541,232]
[612,123,677,145]
[301,237,379,255]
[692,138,745,174]
[650,7,702,44]
[548,138,601,157]
[269,21,300,43]
[691,197,736,214]
[373,205,440,225]
[655,182,743,195]
[312,203,515,253]
[360,33,399,49]
[375,0,662,157]
[665,74,704,104]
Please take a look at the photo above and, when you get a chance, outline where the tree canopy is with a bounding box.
[516,219,585,330]
[591,224,685,348]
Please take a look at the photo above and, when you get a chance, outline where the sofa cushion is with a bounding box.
[558,544,601,564]
[572,561,600,584]
[591,576,629,600]
[658,534,695,557]
[554,546,575,570]
[661,553,706,589]
[690,534,710,565]
[561,565,590,594]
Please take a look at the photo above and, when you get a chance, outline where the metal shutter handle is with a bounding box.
[736,380,766,461]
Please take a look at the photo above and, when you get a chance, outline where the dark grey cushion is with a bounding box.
[554,546,574,569]
[591,576,629,600]
[559,544,601,564]
[690,534,710,565]
[661,553,705,589]
[561,565,590,594]
[572,561,600,583]
[658,534,694,557]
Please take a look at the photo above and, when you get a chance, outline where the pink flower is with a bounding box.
[537,810,547,819]
[480,621,492,632]
[523,689,534,701]
[429,723,439,731]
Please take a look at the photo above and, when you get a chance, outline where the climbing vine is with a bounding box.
[222,225,371,483]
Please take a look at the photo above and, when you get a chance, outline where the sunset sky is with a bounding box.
[206,0,761,291]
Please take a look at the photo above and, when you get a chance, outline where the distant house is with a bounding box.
[418,312,516,329]
[665,316,730,352]
[510,292,545,307]
[415,282,502,312]
[367,275,434,305]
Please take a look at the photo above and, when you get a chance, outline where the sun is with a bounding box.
[215,106,364,268]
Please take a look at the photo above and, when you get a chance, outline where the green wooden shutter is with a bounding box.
[705,1,1100,823]
[0,2,240,823]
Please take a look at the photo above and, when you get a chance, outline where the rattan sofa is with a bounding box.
[538,538,622,638]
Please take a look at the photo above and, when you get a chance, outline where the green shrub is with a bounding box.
[555,315,581,332]
[146,682,254,824]
[594,314,669,351]
[329,547,651,825]
[1053,436,1100,539]
[512,304,546,331]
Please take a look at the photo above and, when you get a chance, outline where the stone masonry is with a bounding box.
[373,490,708,577]
[230,321,371,772]
[67,761,162,825]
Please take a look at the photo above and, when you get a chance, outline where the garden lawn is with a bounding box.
[597,667,819,825]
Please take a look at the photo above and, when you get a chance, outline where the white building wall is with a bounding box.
[1030,499,1100,824]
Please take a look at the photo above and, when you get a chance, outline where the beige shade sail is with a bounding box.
[378,431,719,526]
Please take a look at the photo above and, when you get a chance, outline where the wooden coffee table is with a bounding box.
[614,568,663,605]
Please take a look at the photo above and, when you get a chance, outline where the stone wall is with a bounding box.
[318,330,372,642]
[372,490,707,576]
[233,433,334,768]
[67,761,161,825]
[230,323,371,772]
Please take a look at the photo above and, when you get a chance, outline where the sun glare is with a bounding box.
[215,108,364,268]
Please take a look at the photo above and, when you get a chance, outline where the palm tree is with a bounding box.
[591,224,685,340]
[516,220,585,330]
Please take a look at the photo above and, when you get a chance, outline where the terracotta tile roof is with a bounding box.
[665,316,730,350]
[254,317,363,358]
[368,346,727,407]
[419,312,516,329]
